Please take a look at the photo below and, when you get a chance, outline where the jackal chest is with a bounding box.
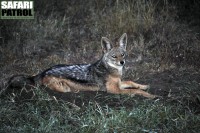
[105,75,121,89]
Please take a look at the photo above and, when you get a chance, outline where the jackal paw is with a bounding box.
[149,94,157,99]
[139,85,150,90]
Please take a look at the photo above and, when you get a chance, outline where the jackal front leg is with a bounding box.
[120,81,150,90]
[107,85,156,99]
[119,81,155,98]
[106,82,155,99]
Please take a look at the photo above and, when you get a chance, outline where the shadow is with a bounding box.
[137,68,200,114]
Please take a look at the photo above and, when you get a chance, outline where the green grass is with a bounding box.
[1,84,200,133]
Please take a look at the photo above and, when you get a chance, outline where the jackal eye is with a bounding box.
[121,53,125,56]
[112,55,117,58]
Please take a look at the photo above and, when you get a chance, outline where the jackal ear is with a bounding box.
[101,37,112,53]
[119,33,127,50]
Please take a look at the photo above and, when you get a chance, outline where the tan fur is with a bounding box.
[42,76,100,93]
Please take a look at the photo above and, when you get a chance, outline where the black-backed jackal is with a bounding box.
[9,33,156,99]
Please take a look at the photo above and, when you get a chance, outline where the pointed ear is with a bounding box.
[101,37,112,53]
[119,33,127,50]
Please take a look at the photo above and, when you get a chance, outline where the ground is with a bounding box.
[1,58,199,132]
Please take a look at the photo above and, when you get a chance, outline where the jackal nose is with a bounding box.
[120,61,125,65]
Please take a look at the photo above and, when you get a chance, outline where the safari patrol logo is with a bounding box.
[0,0,34,19]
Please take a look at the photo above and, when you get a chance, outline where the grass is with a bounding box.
[1,85,200,133]
[0,0,200,132]
[1,69,200,133]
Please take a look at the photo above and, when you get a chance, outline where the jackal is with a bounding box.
[9,33,156,99]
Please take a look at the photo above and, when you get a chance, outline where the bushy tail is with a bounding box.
[1,74,42,99]
[0,74,42,100]
[8,75,35,89]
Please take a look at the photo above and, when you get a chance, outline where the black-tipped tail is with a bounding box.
[8,75,35,89]
[1,75,38,100]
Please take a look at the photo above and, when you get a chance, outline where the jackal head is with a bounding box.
[101,33,127,73]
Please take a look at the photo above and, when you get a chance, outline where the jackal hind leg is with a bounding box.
[42,76,71,93]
